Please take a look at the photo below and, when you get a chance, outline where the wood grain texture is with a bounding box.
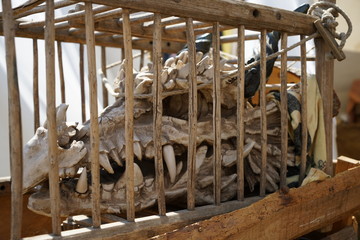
[45,0,61,235]
[279,33,288,188]
[259,30,267,197]
[81,0,317,35]
[33,38,40,132]
[236,25,245,201]
[85,2,101,227]
[79,44,86,123]
[212,22,221,205]
[122,9,135,221]
[57,41,66,104]
[186,18,197,210]
[25,198,261,239]
[152,166,360,240]
[152,13,166,215]
[2,0,24,238]
[299,35,308,184]
[101,46,109,107]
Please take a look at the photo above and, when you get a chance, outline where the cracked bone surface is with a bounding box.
[25,50,296,217]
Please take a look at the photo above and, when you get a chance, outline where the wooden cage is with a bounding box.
[1,0,360,239]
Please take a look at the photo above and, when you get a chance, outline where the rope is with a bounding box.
[308,1,352,50]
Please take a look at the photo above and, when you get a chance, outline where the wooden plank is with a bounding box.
[2,1,23,238]
[79,44,86,123]
[25,197,261,240]
[33,38,40,132]
[259,30,267,197]
[152,166,360,240]
[336,156,360,175]
[14,0,75,19]
[57,41,66,104]
[82,0,317,35]
[236,25,245,201]
[186,18,197,210]
[279,32,288,188]
[44,0,62,235]
[152,13,166,216]
[85,2,101,227]
[315,34,334,177]
[299,35,308,184]
[101,46,109,108]
[212,22,221,205]
[122,9,135,221]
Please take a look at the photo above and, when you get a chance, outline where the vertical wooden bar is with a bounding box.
[85,2,101,227]
[33,39,40,132]
[45,0,61,234]
[140,49,145,70]
[2,1,23,238]
[186,18,197,210]
[212,22,221,205]
[236,25,245,201]
[153,13,166,215]
[57,41,66,104]
[101,46,109,108]
[315,0,335,176]
[79,44,86,123]
[122,9,135,221]
[259,30,268,197]
[280,33,288,188]
[299,35,308,184]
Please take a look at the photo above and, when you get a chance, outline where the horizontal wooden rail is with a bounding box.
[81,0,317,35]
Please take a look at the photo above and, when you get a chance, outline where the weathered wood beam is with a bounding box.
[79,0,317,35]
[152,166,360,240]
[24,197,261,239]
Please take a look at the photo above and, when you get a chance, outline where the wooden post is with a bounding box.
[279,33,288,188]
[122,9,135,221]
[186,18,197,210]
[259,30,268,197]
[57,41,66,104]
[85,2,101,227]
[79,44,86,123]
[2,0,23,238]
[236,25,245,201]
[212,22,221,205]
[101,46,109,108]
[33,38,40,131]
[315,0,335,177]
[299,35,308,184]
[45,0,61,234]
[152,13,166,215]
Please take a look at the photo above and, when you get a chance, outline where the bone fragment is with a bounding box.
[164,79,176,90]
[161,70,168,84]
[65,167,76,177]
[43,103,68,129]
[196,145,208,173]
[164,57,175,67]
[175,78,189,89]
[196,51,203,64]
[177,63,190,79]
[102,182,115,192]
[76,167,88,194]
[100,153,114,174]
[163,144,177,184]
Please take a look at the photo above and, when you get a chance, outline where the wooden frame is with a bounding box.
[1,0,353,239]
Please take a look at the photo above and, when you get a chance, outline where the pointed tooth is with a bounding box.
[99,153,114,174]
[134,141,142,161]
[76,167,88,194]
[134,163,144,186]
[176,161,183,175]
[163,144,176,184]
[109,149,122,166]
[244,139,256,158]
